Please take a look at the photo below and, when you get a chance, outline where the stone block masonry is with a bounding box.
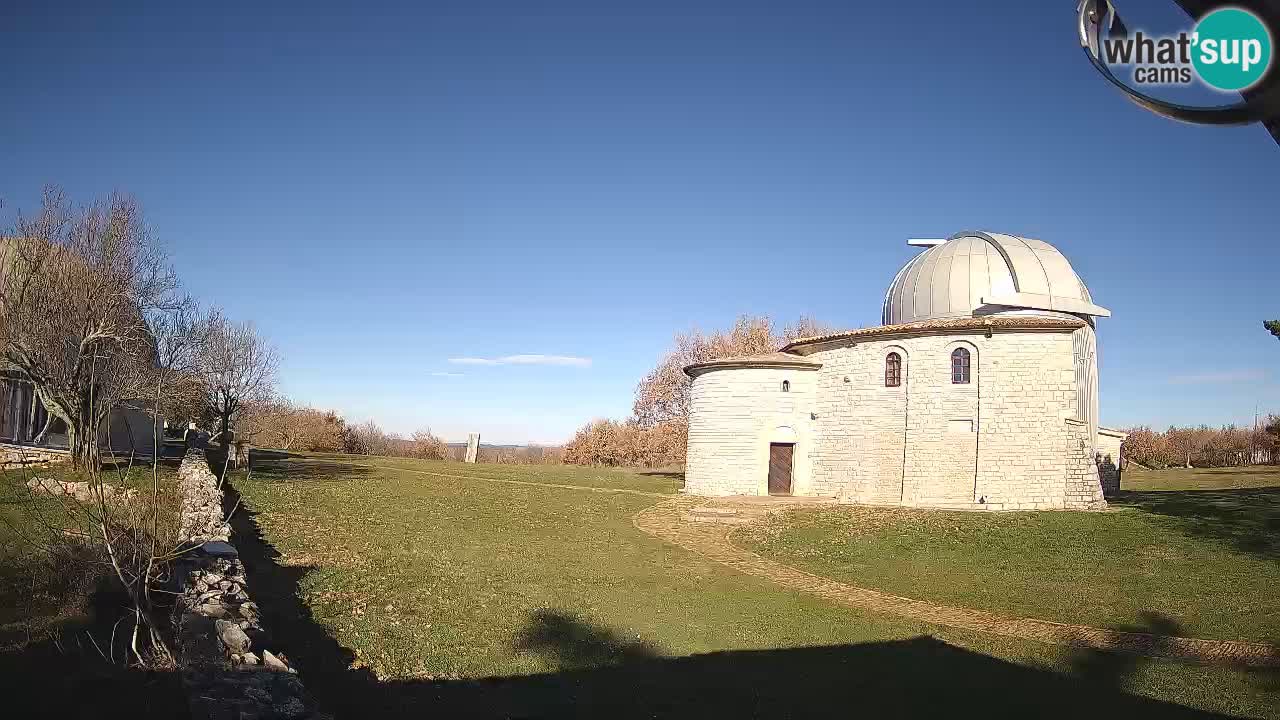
[173,449,330,720]
[685,323,1112,512]
[1063,419,1108,511]
[0,443,70,469]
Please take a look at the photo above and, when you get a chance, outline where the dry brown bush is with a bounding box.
[1123,422,1273,468]
[562,418,687,468]
[240,399,345,452]
[407,428,449,460]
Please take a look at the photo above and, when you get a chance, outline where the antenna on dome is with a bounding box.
[906,238,947,247]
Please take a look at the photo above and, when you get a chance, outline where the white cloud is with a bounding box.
[430,371,465,377]
[1168,369,1265,385]
[448,354,592,368]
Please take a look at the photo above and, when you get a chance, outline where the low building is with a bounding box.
[1,368,161,466]
[683,231,1125,511]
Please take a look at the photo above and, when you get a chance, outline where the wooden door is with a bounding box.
[768,443,794,496]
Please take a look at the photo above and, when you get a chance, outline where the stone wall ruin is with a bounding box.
[173,449,329,720]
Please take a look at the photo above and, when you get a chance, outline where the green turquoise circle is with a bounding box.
[1191,8,1273,91]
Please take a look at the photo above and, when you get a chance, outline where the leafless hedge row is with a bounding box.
[1122,420,1279,469]
[444,444,566,464]
[561,419,687,468]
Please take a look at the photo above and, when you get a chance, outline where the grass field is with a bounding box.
[231,453,1280,719]
[0,458,188,718]
[736,465,1280,646]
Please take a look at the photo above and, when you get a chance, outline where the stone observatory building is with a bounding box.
[683,231,1125,511]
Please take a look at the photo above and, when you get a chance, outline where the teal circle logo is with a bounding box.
[1191,7,1273,91]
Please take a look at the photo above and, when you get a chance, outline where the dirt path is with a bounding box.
[634,498,1280,668]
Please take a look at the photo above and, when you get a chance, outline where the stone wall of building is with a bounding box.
[970,331,1080,510]
[900,336,982,507]
[1097,427,1126,495]
[685,366,817,495]
[173,449,329,720]
[685,326,1111,512]
[804,328,1081,510]
[1064,419,1109,510]
[805,341,909,502]
[0,443,70,469]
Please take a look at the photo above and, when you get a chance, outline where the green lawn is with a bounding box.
[0,459,182,634]
[736,465,1280,647]
[0,459,188,718]
[302,452,686,495]
[232,453,1279,719]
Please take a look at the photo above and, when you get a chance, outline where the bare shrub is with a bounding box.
[240,398,345,452]
[408,428,449,460]
[1123,422,1273,469]
[343,419,391,456]
[562,418,687,468]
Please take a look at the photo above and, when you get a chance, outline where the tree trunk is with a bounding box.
[68,420,101,469]
[219,411,231,449]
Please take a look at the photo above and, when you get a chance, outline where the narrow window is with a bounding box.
[885,353,902,387]
[781,380,790,392]
[951,347,971,384]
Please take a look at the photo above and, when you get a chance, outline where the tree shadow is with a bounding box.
[514,608,660,670]
[1067,612,1189,689]
[1110,487,1280,560]
[0,545,188,718]
[100,455,182,473]
[637,470,685,482]
[225,451,376,485]
[637,469,686,492]
[223,473,1275,719]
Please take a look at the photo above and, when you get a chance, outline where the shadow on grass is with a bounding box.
[224,450,376,484]
[637,469,685,493]
[0,548,188,718]
[1111,487,1280,560]
[222,476,1276,719]
[514,608,660,670]
[637,470,685,481]
[1068,611,1189,689]
[100,455,182,473]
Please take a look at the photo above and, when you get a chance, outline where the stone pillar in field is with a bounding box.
[465,433,480,463]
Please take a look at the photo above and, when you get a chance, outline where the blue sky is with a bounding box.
[3,0,1276,443]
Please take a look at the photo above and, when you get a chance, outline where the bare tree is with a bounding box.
[0,187,178,468]
[37,298,210,666]
[632,315,830,427]
[199,312,277,447]
[239,397,345,452]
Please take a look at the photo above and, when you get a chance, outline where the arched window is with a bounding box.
[884,353,902,387]
[951,347,971,384]
[781,380,790,392]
